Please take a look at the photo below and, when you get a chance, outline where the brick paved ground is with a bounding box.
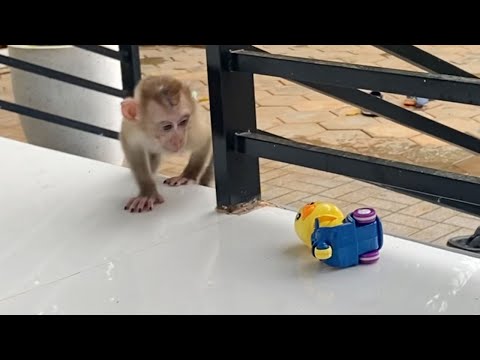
[1,45,480,246]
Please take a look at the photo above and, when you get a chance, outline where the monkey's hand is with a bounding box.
[164,176,196,187]
[124,191,165,213]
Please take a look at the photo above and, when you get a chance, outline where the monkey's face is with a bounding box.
[143,99,193,153]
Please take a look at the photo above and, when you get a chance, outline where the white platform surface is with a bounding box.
[1,137,480,315]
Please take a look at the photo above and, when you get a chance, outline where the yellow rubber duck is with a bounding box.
[294,202,345,260]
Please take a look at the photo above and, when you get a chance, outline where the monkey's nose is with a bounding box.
[173,139,183,148]
[170,141,183,152]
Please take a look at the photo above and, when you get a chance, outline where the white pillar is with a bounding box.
[8,45,125,165]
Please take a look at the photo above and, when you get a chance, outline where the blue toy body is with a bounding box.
[311,212,384,268]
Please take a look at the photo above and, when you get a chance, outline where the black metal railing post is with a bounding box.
[203,45,480,216]
[206,45,261,210]
[119,45,141,97]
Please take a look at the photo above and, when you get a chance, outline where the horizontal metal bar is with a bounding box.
[74,45,123,60]
[231,49,480,106]
[236,131,480,214]
[377,183,480,216]
[0,54,127,98]
[374,45,476,78]
[303,82,480,154]
[0,99,119,140]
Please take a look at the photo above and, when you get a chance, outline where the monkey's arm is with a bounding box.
[183,140,211,180]
[121,135,164,212]
[198,155,213,186]
[124,146,158,196]
[164,138,212,187]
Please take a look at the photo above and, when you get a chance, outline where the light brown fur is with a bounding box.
[120,75,213,213]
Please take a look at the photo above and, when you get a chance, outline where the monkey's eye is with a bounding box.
[163,124,173,131]
[179,118,189,127]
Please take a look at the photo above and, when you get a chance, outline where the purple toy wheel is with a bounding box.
[353,208,377,224]
[359,250,380,264]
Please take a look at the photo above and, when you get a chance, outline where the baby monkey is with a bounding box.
[120,75,213,213]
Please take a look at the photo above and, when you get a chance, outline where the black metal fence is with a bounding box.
[206,45,480,216]
[1,45,479,217]
[0,45,140,139]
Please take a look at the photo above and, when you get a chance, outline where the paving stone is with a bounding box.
[443,215,480,230]
[261,186,293,201]
[358,197,408,212]
[454,156,480,176]
[270,191,312,205]
[408,223,459,242]
[382,213,436,230]
[309,130,371,147]
[400,202,441,217]
[381,221,418,238]
[431,227,475,247]
[269,123,325,138]
[256,95,306,107]
[364,123,420,138]
[422,207,470,222]
[410,134,449,147]
[278,111,337,124]
[320,115,382,130]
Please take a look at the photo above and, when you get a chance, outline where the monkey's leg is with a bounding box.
[164,145,210,187]
[198,156,213,187]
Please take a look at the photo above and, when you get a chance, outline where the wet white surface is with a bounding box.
[1,137,480,314]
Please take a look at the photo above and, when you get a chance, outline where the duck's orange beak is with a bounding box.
[318,215,339,223]
[301,204,315,219]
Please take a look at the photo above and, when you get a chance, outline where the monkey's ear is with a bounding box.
[121,98,139,121]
